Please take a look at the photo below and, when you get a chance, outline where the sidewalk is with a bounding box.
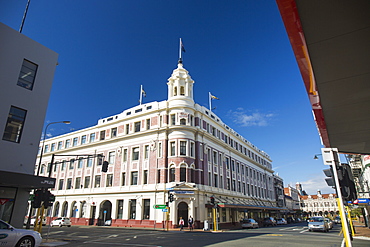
[353,221,370,240]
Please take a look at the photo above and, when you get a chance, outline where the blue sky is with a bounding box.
[1,0,336,195]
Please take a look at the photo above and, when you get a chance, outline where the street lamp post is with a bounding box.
[26,120,70,229]
[36,121,70,176]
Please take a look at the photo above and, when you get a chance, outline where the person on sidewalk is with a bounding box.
[179,217,184,231]
[188,216,194,231]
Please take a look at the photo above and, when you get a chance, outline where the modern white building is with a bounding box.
[36,60,283,229]
[0,22,58,227]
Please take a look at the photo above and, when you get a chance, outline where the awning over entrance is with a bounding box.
[208,196,287,211]
[0,170,56,189]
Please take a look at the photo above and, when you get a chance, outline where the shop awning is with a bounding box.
[0,171,56,189]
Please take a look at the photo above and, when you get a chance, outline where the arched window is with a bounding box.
[62,202,68,217]
[180,165,186,182]
[180,118,186,125]
[174,87,177,96]
[53,202,60,217]
[180,86,185,96]
[169,166,175,182]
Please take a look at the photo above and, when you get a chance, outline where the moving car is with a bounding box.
[276,218,287,225]
[334,216,341,224]
[241,219,259,229]
[308,216,329,232]
[263,217,277,227]
[0,219,42,247]
[51,217,71,227]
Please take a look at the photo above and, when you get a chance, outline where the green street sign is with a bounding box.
[153,204,167,209]
[29,194,34,201]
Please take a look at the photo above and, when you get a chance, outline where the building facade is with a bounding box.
[300,190,338,217]
[283,184,301,218]
[0,22,58,227]
[35,61,283,229]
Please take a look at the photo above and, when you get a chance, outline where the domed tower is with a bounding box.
[167,61,194,108]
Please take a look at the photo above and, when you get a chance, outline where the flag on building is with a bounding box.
[181,39,186,53]
[210,94,219,100]
[141,88,146,97]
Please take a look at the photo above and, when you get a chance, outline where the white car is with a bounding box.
[51,217,71,227]
[241,218,259,229]
[276,218,287,225]
[0,219,42,247]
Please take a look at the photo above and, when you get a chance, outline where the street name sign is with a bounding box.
[153,204,167,209]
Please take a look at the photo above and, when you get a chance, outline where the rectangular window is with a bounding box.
[94,175,101,187]
[129,199,136,219]
[144,145,149,159]
[84,176,90,188]
[97,154,103,166]
[89,133,95,142]
[75,177,81,189]
[190,142,194,157]
[44,145,49,153]
[180,141,187,156]
[17,59,38,90]
[132,147,139,161]
[134,122,141,132]
[65,139,70,148]
[131,171,138,185]
[66,178,72,189]
[213,151,217,164]
[51,143,55,152]
[53,162,59,172]
[106,174,113,187]
[214,174,218,187]
[146,119,150,130]
[180,167,186,182]
[61,160,66,171]
[170,142,175,156]
[117,200,124,219]
[57,141,62,150]
[111,127,117,137]
[199,144,203,160]
[231,160,235,171]
[121,172,126,186]
[58,179,64,190]
[73,137,78,146]
[81,135,87,144]
[77,158,83,168]
[143,170,148,184]
[2,106,27,143]
[207,148,211,162]
[125,124,129,134]
[123,149,128,162]
[69,159,75,169]
[158,142,162,157]
[87,157,93,167]
[108,151,116,165]
[171,114,176,125]
[100,130,105,140]
[143,199,150,220]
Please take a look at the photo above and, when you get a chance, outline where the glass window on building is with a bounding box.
[78,158,83,168]
[129,199,136,219]
[58,179,64,190]
[180,118,186,125]
[87,157,93,167]
[84,176,90,188]
[111,127,117,137]
[65,139,70,148]
[117,200,124,219]
[170,142,175,156]
[89,133,95,142]
[106,174,113,187]
[131,171,138,185]
[121,172,126,186]
[180,166,186,182]
[61,160,66,171]
[100,130,105,140]
[214,174,218,187]
[134,122,141,132]
[171,114,176,125]
[180,141,187,156]
[169,167,175,182]
[108,151,116,165]
[158,142,162,158]
[81,135,87,144]
[190,142,194,157]
[144,145,149,159]
[2,106,27,143]
[143,170,148,184]
[143,199,150,220]
[51,143,55,152]
[132,147,139,161]
[57,141,62,150]
[75,177,81,189]
[213,151,217,164]
[44,145,49,153]
[146,119,150,130]
[73,137,78,146]
[125,124,129,134]
[69,159,75,169]
[123,149,128,162]
[94,175,101,188]
[53,162,59,172]
[225,157,230,169]
[17,59,38,90]
[66,178,72,189]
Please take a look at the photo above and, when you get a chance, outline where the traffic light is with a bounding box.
[338,163,357,202]
[102,161,109,172]
[168,192,174,202]
[44,190,55,209]
[210,196,215,205]
[32,189,43,208]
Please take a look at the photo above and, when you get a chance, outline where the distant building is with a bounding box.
[283,184,300,218]
[0,22,58,227]
[300,190,338,217]
[35,60,284,229]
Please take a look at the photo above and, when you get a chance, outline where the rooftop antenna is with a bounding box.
[19,0,31,33]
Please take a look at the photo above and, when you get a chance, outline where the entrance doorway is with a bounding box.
[177,202,189,226]
[98,200,112,226]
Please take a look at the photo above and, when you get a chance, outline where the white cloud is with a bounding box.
[299,175,336,195]
[229,108,275,127]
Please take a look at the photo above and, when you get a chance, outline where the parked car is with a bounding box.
[0,219,42,247]
[276,218,287,225]
[308,216,329,232]
[24,216,46,226]
[334,216,341,224]
[51,217,71,227]
[241,218,259,229]
[325,218,333,229]
[263,217,277,227]
[286,217,295,224]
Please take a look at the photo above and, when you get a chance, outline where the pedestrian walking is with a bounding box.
[179,217,184,231]
[188,216,194,231]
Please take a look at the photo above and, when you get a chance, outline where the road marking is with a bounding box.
[265,234,283,236]
[279,226,296,231]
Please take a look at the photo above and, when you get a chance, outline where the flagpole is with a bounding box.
[179,38,182,62]
[209,92,212,111]
[140,85,143,105]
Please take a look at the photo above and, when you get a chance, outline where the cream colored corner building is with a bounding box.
[35,61,283,229]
